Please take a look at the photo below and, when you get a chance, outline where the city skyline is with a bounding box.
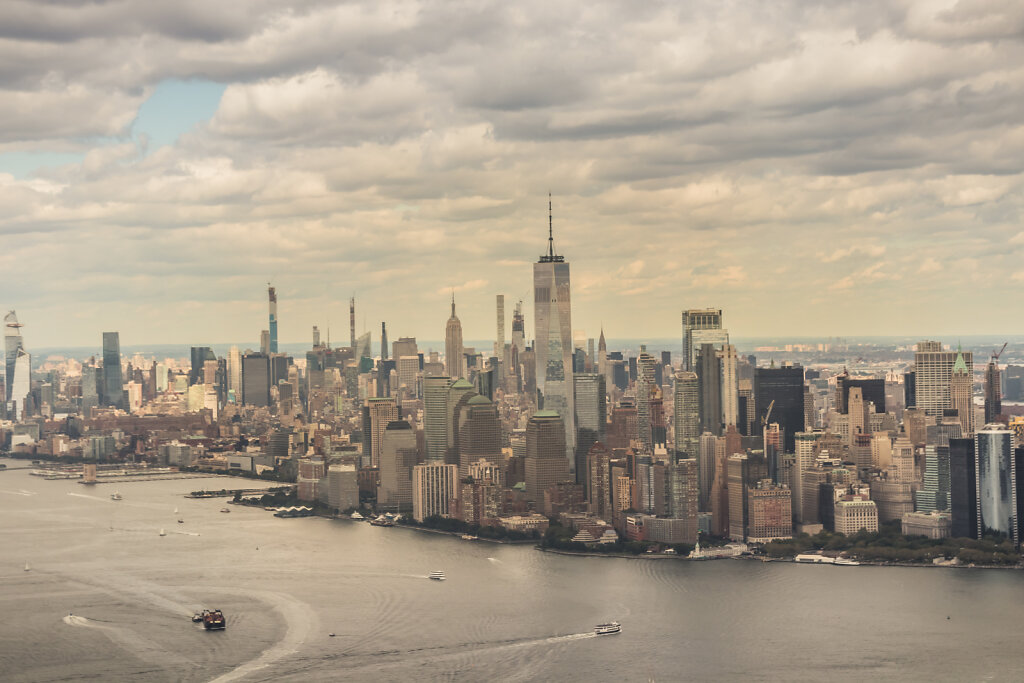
[3,2,1024,346]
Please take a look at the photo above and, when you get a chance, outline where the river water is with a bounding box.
[2,459,1023,682]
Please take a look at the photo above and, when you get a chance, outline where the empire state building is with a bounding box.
[533,198,576,470]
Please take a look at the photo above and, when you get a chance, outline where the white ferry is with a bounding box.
[428,571,446,581]
[595,622,621,635]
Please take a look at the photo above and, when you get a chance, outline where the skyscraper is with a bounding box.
[423,375,452,461]
[457,395,502,479]
[495,294,505,360]
[524,410,570,504]
[754,365,805,453]
[673,370,700,459]
[378,421,418,511]
[949,437,977,538]
[696,343,722,437]
[227,346,241,402]
[950,350,975,436]
[574,372,607,490]
[681,308,724,370]
[976,424,1016,544]
[241,352,270,407]
[985,356,1003,424]
[445,295,464,379]
[720,344,739,429]
[364,397,400,469]
[914,341,973,420]
[4,311,24,404]
[533,197,575,470]
[412,463,457,522]
[636,346,657,453]
[102,332,124,409]
[268,285,278,354]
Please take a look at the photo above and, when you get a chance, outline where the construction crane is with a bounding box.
[761,399,775,427]
[992,342,1008,363]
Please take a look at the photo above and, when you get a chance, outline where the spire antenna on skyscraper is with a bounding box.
[539,192,564,263]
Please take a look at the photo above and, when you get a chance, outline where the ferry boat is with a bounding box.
[110,492,123,501]
[201,609,226,630]
[350,511,365,521]
[428,571,446,581]
[595,622,621,635]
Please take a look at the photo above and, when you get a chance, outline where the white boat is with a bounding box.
[428,571,446,581]
[220,508,230,513]
[350,511,365,520]
[111,492,123,501]
[834,557,861,566]
[24,562,31,572]
[595,622,621,635]
[174,507,179,514]
[159,528,166,536]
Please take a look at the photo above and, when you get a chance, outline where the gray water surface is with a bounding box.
[1,461,1021,682]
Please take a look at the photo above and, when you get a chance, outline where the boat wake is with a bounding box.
[0,489,35,497]
[62,614,98,627]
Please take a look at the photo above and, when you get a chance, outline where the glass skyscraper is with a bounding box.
[533,202,575,471]
[102,332,124,409]
[976,424,1016,544]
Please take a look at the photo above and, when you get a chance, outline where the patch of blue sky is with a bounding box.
[0,79,226,178]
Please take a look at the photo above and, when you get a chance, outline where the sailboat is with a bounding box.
[174,507,179,514]
[159,528,166,536]
[24,562,31,572]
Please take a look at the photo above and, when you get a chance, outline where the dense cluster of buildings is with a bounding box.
[3,214,1024,550]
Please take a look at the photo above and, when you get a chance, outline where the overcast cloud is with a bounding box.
[1,0,1023,348]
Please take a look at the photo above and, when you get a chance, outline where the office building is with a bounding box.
[268,285,278,354]
[915,341,973,420]
[533,199,576,470]
[636,346,657,453]
[950,351,975,436]
[100,332,124,409]
[241,352,270,407]
[754,365,805,453]
[949,437,977,538]
[720,344,739,429]
[327,464,359,511]
[423,376,452,461]
[445,295,464,379]
[364,397,400,469]
[834,495,879,535]
[681,308,723,371]
[227,346,241,401]
[696,343,722,436]
[976,424,1016,543]
[524,410,570,504]
[574,373,606,491]
[673,371,700,459]
[457,395,502,479]
[746,480,792,542]
[915,445,951,513]
[985,357,1002,424]
[412,462,457,522]
[378,421,418,511]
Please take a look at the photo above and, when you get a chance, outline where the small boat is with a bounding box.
[177,519,184,524]
[201,609,226,630]
[24,562,31,572]
[173,507,179,514]
[370,516,394,527]
[428,571,446,581]
[111,492,122,501]
[220,508,230,513]
[834,557,861,566]
[159,528,166,536]
[191,613,203,623]
[328,632,336,637]
[350,511,365,521]
[595,622,621,635]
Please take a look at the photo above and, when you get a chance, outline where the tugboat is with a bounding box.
[110,492,123,501]
[428,571,446,581]
[594,621,621,635]
[201,609,226,630]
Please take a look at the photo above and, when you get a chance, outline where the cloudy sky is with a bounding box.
[2,0,1023,349]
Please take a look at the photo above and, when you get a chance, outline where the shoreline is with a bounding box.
[536,546,1023,570]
